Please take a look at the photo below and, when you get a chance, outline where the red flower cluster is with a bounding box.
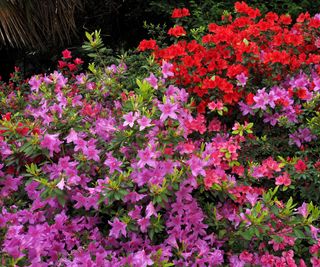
[234,1,260,18]
[138,39,158,51]
[168,25,186,37]
[171,8,190,18]
[153,2,320,112]
[58,49,83,73]
[295,159,307,173]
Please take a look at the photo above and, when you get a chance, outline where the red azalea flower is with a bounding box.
[58,60,67,69]
[2,112,11,121]
[164,146,173,156]
[68,63,77,72]
[275,172,291,186]
[204,169,221,188]
[168,26,187,37]
[296,12,310,23]
[16,122,29,136]
[296,88,308,99]
[32,127,41,135]
[246,93,255,105]
[279,14,292,25]
[74,58,84,65]
[234,1,260,18]
[314,161,320,171]
[295,159,307,173]
[7,166,15,175]
[62,49,72,59]
[138,39,158,51]
[171,8,190,18]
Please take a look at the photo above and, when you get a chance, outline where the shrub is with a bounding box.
[1,2,320,266]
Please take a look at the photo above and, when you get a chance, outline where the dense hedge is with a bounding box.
[1,2,320,266]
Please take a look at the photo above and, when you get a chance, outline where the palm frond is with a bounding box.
[0,0,82,49]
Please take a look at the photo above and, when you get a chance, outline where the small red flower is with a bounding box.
[295,159,307,173]
[246,93,255,105]
[32,127,41,135]
[296,12,310,23]
[62,49,72,59]
[16,122,29,136]
[138,39,158,51]
[296,88,308,99]
[68,63,77,72]
[2,112,11,121]
[275,172,291,186]
[74,58,84,65]
[58,60,67,69]
[314,161,320,171]
[279,14,292,25]
[171,8,190,18]
[235,1,260,18]
[168,25,186,37]
[7,166,15,175]
[164,145,173,155]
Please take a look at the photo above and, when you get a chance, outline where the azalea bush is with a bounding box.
[139,2,320,202]
[1,2,320,266]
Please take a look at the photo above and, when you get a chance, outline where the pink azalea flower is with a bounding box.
[51,71,68,88]
[128,205,142,220]
[104,153,122,174]
[246,192,259,206]
[137,217,150,233]
[29,76,42,92]
[0,175,21,197]
[43,74,53,84]
[297,202,308,218]
[40,133,63,157]
[83,145,100,161]
[65,128,78,143]
[145,73,158,89]
[187,155,207,177]
[311,257,320,267]
[161,60,174,79]
[253,88,269,110]
[275,172,291,186]
[310,225,319,240]
[75,73,87,85]
[0,141,13,159]
[108,218,127,238]
[123,112,139,128]
[56,178,65,190]
[137,147,157,168]
[239,251,253,263]
[137,116,152,131]
[236,72,248,87]
[124,192,146,203]
[208,101,224,111]
[145,202,157,218]
[158,100,178,122]
[132,250,154,267]
[74,138,87,152]
[239,102,254,116]
[299,259,307,267]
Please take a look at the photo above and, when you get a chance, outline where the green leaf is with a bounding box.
[271,234,283,243]
[247,122,254,129]
[240,228,254,240]
[293,229,305,239]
